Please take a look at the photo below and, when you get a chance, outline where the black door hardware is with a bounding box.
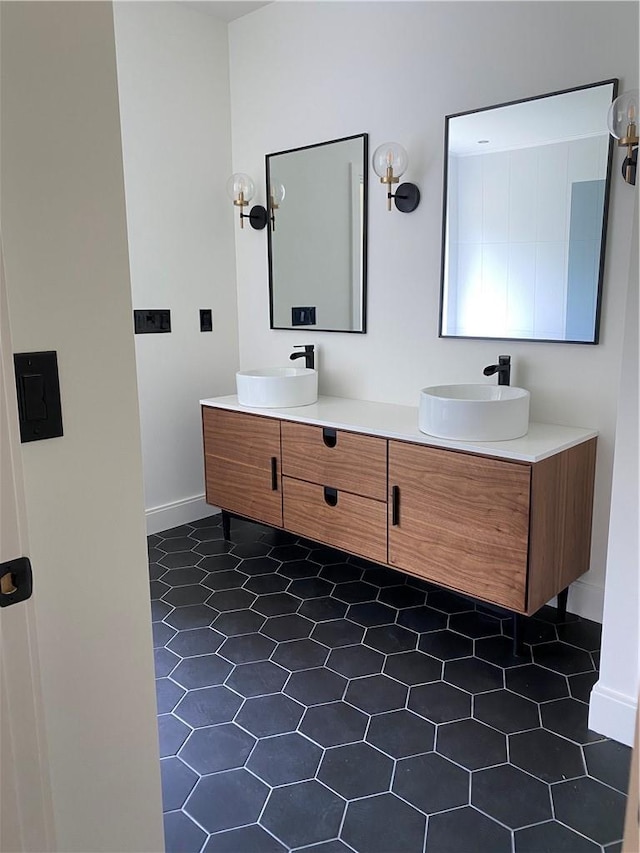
[0,557,33,607]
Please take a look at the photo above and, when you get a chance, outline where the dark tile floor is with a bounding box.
[150,514,631,853]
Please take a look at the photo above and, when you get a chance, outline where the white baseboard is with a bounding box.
[548,578,604,624]
[145,494,219,536]
[589,681,638,746]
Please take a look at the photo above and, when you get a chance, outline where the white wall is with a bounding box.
[228,1,638,625]
[114,1,239,533]
[0,3,164,849]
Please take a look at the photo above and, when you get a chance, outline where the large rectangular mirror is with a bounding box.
[440,80,617,344]
[266,133,368,332]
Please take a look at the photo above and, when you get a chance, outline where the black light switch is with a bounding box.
[14,351,63,443]
[134,309,171,334]
[292,306,317,326]
[200,309,213,332]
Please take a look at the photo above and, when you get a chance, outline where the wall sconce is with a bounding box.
[226,172,267,229]
[607,89,638,186]
[269,183,285,230]
[372,142,420,212]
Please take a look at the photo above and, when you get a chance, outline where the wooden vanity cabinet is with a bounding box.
[202,407,283,528]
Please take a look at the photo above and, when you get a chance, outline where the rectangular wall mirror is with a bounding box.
[266,133,368,333]
[440,80,617,344]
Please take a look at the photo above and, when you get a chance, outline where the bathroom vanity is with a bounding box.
[201,396,597,618]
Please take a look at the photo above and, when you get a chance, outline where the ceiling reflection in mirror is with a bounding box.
[440,80,617,344]
[266,134,367,332]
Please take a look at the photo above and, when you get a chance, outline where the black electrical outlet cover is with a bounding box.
[134,309,171,334]
[292,306,317,326]
[200,309,213,332]
[14,351,64,443]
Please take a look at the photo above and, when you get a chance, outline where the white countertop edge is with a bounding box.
[200,395,598,463]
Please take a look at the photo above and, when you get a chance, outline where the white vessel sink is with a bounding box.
[419,384,530,441]
[236,367,318,408]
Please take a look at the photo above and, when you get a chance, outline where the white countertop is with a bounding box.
[200,395,597,463]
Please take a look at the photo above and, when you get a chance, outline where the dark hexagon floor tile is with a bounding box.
[150,579,170,600]
[408,681,471,723]
[213,608,265,636]
[160,523,196,539]
[361,565,406,587]
[161,566,206,587]
[172,654,233,689]
[320,563,363,583]
[158,551,199,570]
[366,709,434,758]
[253,592,301,616]
[318,741,393,799]
[262,613,314,642]
[157,714,190,757]
[150,599,172,622]
[204,825,286,852]
[270,544,311,563]
[160,757,198,811]
[311,618,365,648]
[347,601,396,627]
[510,728,585,782]
[333,580,378,604]
[541,697,606,745]
[191,528,227,546]
[364,624,416,654]
[378,585,426,609]
[472,764,552,828]
[261,780,345,849]
[383,650,442,685]
[166,627,224,657]
[426,806,511,853]
[557,619,602,651]
[427,589,474,614]
[152,621,177,648]
[397,605,448,633]
[219,633,276,664]
[583,739,632,793]
[436,718,506,770]
[239,555,281,576]
[226,660,288,697]
[514,821,600,852]
[163,603,217,630]
[345,674,408,714]
[208,588,256,612]
[232,541,272,559]
[506,663,569,702]
[277,558,319,579]
[341,793,426,853]
[190,515,221,529]
[531,604,580,626]
[308,546,348,566]
[533,641,595,675]
[154,647,180,678]
[235,692,304,738]
[163,810,206,853]
[300,701,368,747]
[193,539,232,556]
[552,776,627,845]
[185,768,269,834]
[174,685,242,727]
[299,596,348,622]
[285,667,347,705]
[569,670,599,702]
[163,583,211,607]
[299,841,351,853]
[503,615,558,646]
[444,657,503,694]
[156,535,196,553]
[248,731,323,786]
[148,551,164,569]
[418,629,473,660]
[393,752,469,813]
[473,689,540,734]
[327,644,385,678]
[199,554,240,574]
[271,638,329,671]
[202,569,249,591]
[243,573,290,595]
[156,678,185,714]
[475,634,532,667]
[179,722,255,774]
[288,577,335,599]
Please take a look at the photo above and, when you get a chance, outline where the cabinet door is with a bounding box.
[389,442,530,611]
[202,408,282,527]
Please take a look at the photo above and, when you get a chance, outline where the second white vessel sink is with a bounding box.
[419,383,530,441]
[236,366,318,408]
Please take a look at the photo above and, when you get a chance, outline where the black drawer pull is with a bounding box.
[271,457,278,491]
[392,485,400,526]
[322,427,337,448]
[323,486,338,507]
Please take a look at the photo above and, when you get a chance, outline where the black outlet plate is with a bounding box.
[200,309,213,332]
[292,306,316,326]
[134,309,171,334]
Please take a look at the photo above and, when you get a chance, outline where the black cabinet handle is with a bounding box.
[322,427,337,448]
[391,485,400,526]
[271,457,278,491]
[323,486,338,507]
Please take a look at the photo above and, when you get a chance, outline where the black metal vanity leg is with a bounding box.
[221,510,231,541]
[512,613,526,657]
[557,587,569,623]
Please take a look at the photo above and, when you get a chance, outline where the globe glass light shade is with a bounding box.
[372,142,409,179]
[270,183,286,205]
[607,90,639,140]
[226,172,255,203]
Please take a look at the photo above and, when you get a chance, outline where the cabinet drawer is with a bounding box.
[205,455,282,527]
[281,422,387,500]
[203,407,280,468]
[283,477,387,564]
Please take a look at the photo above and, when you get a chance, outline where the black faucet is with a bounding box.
[483,355,511,386]
[290,344,315,370]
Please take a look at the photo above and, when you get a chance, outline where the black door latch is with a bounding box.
[0,557,33,607]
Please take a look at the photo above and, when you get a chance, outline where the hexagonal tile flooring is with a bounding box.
[151,515,631,853]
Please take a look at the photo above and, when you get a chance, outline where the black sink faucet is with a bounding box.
[290,344,315,370]
[483,355,511,386]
